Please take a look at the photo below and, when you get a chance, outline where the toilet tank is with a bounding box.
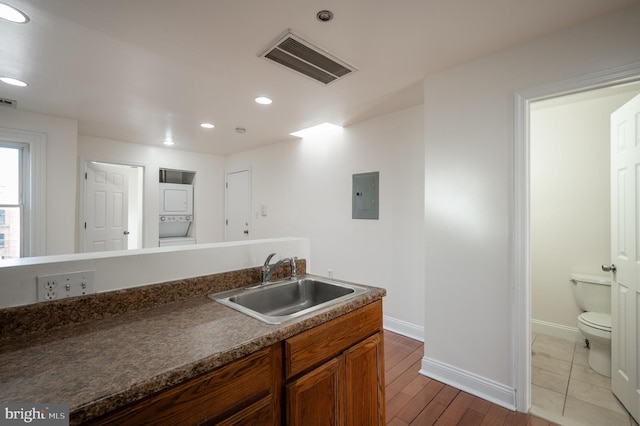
[570,273,611,313]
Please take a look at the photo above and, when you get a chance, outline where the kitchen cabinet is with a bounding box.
[86,343,282,425]
[84,300,383,426]
[287,355,345,425]
[344,333,385,425]
[285,300,385,425]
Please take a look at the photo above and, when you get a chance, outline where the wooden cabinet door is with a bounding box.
[344,332,385,426]
[286,355,345,426]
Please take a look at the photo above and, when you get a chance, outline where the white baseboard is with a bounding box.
[383,318,579,411]
[383,315,424,342]
[531,319,583,343]
[420,356,516,410]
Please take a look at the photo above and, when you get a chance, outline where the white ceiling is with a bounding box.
[0,0,637,156]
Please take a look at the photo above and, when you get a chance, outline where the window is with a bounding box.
[0,145,24,258]
[0,128,45,258]
[0,233,4,249]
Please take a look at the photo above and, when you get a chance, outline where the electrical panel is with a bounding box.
[352,171,379,220]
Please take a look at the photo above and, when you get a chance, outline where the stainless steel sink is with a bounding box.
[209,277,368,324]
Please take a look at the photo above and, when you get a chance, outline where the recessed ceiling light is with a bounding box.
[163,140,174,146]
[255,96,272,105]
[200,122,215,129]
[0,2,29,23]
[0,76,28,87]
[316,10,333,22]
[290,122,343,138]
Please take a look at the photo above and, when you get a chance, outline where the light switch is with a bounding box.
[261,203,268,216]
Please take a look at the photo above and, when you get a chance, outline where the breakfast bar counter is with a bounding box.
[0,267,385,424]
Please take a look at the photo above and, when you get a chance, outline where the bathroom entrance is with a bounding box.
[609,93,640,419]
[528,81,640,422]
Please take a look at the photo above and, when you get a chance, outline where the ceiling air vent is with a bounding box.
[0,97,17,108]
[259,30,357,85]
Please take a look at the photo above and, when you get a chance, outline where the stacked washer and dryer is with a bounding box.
[159,182,196,247]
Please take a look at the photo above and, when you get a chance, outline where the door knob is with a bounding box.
[602,264,616,273]
[124,231,130,235]
[243,230,249,234]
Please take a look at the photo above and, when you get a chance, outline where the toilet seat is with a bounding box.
[578,312,611,332]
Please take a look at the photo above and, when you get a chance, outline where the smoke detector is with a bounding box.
[259,30,357,85]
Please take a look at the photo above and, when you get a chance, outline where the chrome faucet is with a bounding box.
[289,256,297,279]
[262,253,297,284]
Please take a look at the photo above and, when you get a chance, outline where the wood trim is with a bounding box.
[271,336,283,425]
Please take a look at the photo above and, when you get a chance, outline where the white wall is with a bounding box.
[79,136,226,247]
[0,108,78,255]
[0,107,227,255]
[226,105,425,334]
[530,91,638,341]
[422,5,640,409]
[0,237,309,308]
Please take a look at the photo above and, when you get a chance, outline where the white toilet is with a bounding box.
[570,273,612,377]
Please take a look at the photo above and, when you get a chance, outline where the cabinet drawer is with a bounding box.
[88,344,281,425]
[285,300,382,379]
[214,394,276,426]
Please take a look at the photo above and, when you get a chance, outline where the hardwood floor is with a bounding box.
[384,330,556,426]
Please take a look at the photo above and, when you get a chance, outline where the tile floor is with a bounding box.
[530,332,638,426]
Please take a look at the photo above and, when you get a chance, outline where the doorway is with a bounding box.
[513,62,640,416]
[225,169,252,241]
[528,83,640,424]
[80,160,144,252]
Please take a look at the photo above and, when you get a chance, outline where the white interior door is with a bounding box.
[610,92,640,422]
[225,169,251,241]
[84,162,129,252]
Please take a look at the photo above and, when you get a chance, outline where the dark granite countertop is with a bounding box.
[0,274,385,424]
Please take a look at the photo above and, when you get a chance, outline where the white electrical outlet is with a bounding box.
[37,270,95,302]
